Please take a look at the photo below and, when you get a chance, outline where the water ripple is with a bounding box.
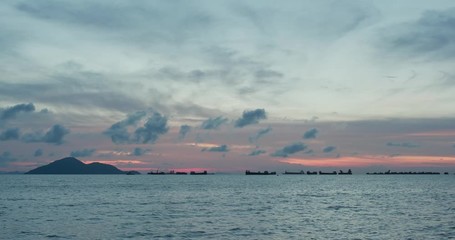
[1,175,454,239]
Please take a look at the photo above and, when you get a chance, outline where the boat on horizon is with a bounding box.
[283,170,305,175]
[338,169,352,175]
[319,171,337,175]
[245,170,276,175]
[147,170,188,175]
[367,170,441,175]
[147,170,166,175]
[190,170,208,175]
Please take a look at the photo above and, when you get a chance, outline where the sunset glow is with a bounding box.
[281,155,455,168]
[0,1,455,174]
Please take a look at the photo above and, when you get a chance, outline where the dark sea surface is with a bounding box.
[1,174,454,239]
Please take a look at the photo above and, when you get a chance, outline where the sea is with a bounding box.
[1,174,454,239]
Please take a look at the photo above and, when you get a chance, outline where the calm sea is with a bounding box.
[1,174,454,239]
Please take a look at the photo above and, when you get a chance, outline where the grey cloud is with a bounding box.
[134,112,169,144]
[255,69,284,80]
[423,72,455,90]
[235,109,267,128]
[303,128,318,139]
[231,1,378,41]
[0,103,35,121]
[380,7,455,59]
[16,1,214,45]
[104,111,146,144]
[323,146,337,153]
[155,63,287,104]
[70,148,96,158]
[43,124,70,145]
[169,102,225,119]
[304,149,314,155]
[104,111,168,145]
[0,128,20,141]
[438,72,455,88]
[249,127,272,143]
[271,142,307,157]
[155,49,287,99]
[22,131,50,143]
[178,125,191,140]
[386,142,419,148]
[104,125,130,144]
[202,144,229,152]
[0,73,147,115]
[0,151,15,167]
[34,149,43,157]
[201,116,228,130]
[122,111,147,126]
[347,118,455,135]
[17,1,140,29]
[304,116,319,123]
[316,1,378,37]
[131,147,148,156]
[248,149,266,156]
[15,1,378,46]
[22,124,70,145]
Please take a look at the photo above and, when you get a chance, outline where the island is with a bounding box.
[25,157,127,174]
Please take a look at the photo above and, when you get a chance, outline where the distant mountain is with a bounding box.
[0,171,24,174]
[25,157,125,174]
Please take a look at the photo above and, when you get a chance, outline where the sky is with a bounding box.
[1,0,455,173]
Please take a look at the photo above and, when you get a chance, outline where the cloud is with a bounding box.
[43,125,70,145]
[248,149,266,156]
[303,128,318,139]
[178,125,191,140]
[249,127,272,143]
[255,69,284,79]
[201,116,228,130]
[131,147,148,156]
[271,142,307,157]
[70,148,96,158]
[16,1,139,30]
[234,109,267,128]
[34,149,43,157]
[0,151,15,166]
[386,142,419,148]
[104,111,147,144]
[0,75,147,116]
[16,0,214,43]
[202,144,229,152]
[380,7,455,60]
[22,124,70,145]
[304,149,314,155]
[0,128,20,141]
[0,103,35,121]
[134,112,169,144]
[323,146,337,153]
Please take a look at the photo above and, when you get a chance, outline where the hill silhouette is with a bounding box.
[25,157,125,174]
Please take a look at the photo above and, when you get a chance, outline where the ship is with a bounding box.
[283,170,305,175]
[338,169,352,175]
[190,171,208,175]
[245,170,276,175]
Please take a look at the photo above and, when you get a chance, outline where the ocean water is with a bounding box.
[1,174,454,239]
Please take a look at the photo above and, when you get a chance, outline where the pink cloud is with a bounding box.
[280,155,455,168]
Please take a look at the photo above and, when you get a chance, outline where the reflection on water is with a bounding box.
[1,175,454,239]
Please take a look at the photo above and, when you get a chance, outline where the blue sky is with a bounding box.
[1,0,455,173]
